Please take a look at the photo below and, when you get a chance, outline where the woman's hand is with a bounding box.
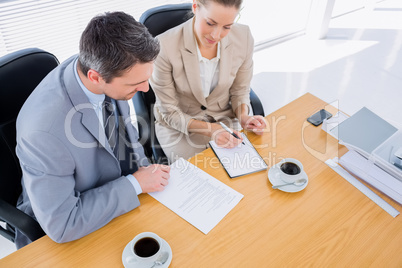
[212,123,243,148]
[240,115,266,135]
[188,119,244,148]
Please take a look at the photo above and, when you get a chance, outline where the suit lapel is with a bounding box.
[182,19,207,106]
[62,58,112,155]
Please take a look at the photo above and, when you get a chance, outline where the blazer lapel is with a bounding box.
[63,58,112,154]
[182,19,207,106]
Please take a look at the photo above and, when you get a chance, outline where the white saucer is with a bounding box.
[122,237,172,268]
[268,166,308,193]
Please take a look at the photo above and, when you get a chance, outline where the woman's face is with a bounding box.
[193,1,239,50]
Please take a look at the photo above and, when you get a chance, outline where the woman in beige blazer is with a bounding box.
[150,0,266,161]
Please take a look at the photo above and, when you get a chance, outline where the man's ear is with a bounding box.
[87,69,103,84]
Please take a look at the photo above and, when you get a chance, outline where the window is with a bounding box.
[238,0,314,49]
[1,0,322,60]
[332,0,366,18]
[0,0,189,62]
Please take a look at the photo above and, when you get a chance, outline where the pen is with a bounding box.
[219,122,245,145]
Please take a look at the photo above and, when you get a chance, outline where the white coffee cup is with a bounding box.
[275,158,304,183]
[125,232,165,267]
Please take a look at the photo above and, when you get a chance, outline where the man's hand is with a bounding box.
[134,164,170,193]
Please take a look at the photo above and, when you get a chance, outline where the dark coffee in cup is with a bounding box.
[134,237,160,257]
[280,162,301,175]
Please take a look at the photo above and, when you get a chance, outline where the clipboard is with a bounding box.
[209,133,268,178]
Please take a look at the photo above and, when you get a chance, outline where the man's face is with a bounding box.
[100,62,153,100]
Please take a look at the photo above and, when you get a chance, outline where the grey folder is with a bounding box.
[330,107,398,154]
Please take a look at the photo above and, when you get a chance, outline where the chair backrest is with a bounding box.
[140,3,193,38]
[139,3,193,117]
[133,3,193,163]
[0,48,59,206]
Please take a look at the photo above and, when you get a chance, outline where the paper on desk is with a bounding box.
[149,158,244,234]
[339,150,402,204]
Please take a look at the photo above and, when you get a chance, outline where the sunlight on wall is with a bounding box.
[238,0,312,45]
[253,37,377,74]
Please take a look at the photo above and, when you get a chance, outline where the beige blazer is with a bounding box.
[150,18,254,159]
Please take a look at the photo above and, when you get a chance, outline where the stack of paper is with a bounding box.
[339,150,402,205]
[322,107,402,204]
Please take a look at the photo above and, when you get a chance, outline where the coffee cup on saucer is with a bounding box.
[123,232,171,267]
[268,158,308,192]
[276,158,304,183]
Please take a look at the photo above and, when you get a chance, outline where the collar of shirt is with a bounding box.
[73,58,105,112]
[196,42,221,62]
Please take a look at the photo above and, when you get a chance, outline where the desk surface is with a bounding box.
[1,93,401,267]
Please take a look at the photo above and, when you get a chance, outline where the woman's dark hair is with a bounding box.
[78,12,160,83]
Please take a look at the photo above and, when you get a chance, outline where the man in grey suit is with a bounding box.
[15,12,170,249]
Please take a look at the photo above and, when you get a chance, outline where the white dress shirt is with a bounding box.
[196,42,221,98]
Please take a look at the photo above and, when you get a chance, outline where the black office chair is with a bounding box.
[135,3,265,164]
[0,48,59,244]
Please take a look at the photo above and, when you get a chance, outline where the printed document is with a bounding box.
[149,158,244,234]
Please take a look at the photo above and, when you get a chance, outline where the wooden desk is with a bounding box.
[1,93,401,267]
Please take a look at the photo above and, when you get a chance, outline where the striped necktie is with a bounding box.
[103,96,119,158]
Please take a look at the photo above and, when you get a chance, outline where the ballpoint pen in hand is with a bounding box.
[219,122,245,145]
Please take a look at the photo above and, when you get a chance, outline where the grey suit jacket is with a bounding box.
[150,18,254,139]
[15,56,149,247]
